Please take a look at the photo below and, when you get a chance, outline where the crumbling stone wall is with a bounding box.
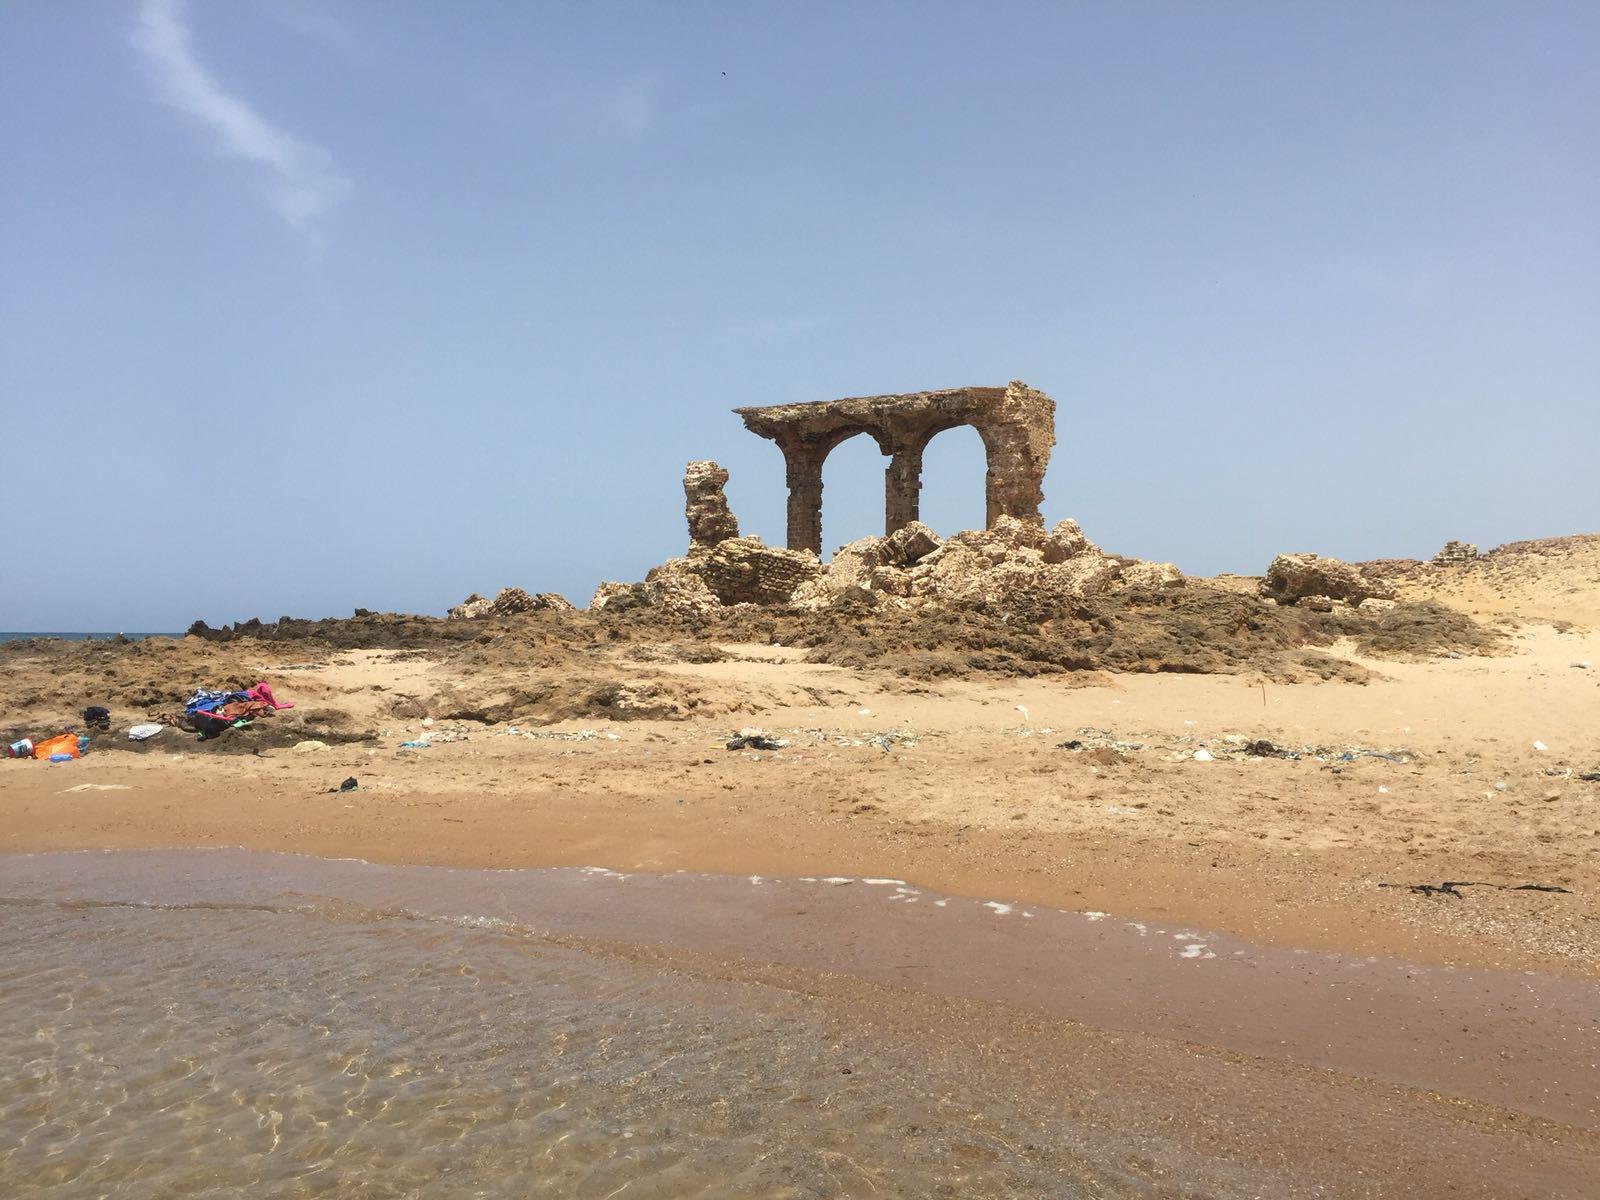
[734,381,1056,554]
[684,460,740,553]
[698,537,821,605]
[1432,540,1480,565]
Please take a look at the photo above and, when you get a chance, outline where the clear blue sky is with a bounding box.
[3,1,1596,630]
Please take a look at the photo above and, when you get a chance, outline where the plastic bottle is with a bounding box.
[48,753,74,763]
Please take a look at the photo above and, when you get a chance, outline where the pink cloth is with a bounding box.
[245,683,294,710]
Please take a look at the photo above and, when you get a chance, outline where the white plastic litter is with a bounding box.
[127,724,163,741]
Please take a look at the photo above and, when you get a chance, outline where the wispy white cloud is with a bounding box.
[132,0,350,242]
[256,0,372,65]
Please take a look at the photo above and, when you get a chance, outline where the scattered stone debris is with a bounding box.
[1379,880,1572,899]
[1260,553,1397,608]
[1431,540,1480,564]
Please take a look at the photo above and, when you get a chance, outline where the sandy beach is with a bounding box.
[5,535,1600,1194]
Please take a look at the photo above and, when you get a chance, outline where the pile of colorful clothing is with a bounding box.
[182,683,295,736]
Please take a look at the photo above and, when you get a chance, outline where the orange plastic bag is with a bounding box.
[31,733,80,760]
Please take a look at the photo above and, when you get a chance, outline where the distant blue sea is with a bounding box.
[0,632,181,644]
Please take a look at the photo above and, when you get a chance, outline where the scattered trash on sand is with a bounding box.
[868,731,916,753]
[1055,727,1416,765]
[29,733,86,761]
[127,724,163,741]
[717,726,920,753]
[60,783,133,793]
[1379,880,1572,899]
[727,729,788,751]
[504,727,620,742]
[337,777,359,793]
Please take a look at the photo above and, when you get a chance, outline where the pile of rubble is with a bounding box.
[791,516,1181,614]
[447,588,575,620]
[1259,552,1397,613]
[589,460,1183,618]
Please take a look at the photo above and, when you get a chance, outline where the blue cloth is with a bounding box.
[185,688,250,717]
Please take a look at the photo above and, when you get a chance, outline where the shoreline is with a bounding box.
[4,618,1595,981]
[10,845,1598,1130]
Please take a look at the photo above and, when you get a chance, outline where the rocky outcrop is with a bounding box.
[447,593,494,620]
[1432,540,1479,565]
[448,588,575,619]
[1260,554,1396,607]
[684,460,740,553]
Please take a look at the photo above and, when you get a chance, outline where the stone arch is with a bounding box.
[735,382,1054,555]
[817,427,893,556]
[913,422,990,537]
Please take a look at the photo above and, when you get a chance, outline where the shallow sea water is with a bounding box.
[3,850,1595,1198]
[0,855,1191,1199]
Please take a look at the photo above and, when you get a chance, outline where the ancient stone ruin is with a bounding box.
[683,460,740,552]
[1432,540,1480,565]
[734,380,1055,555]
[582,379,1198,617]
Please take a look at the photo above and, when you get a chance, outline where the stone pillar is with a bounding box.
[981,424,1048,528]
[783,446,824,555]
[884,442,924,536]
[683,460,739,554]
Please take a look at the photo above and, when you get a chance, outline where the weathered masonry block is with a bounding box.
[734,381,1055,555]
